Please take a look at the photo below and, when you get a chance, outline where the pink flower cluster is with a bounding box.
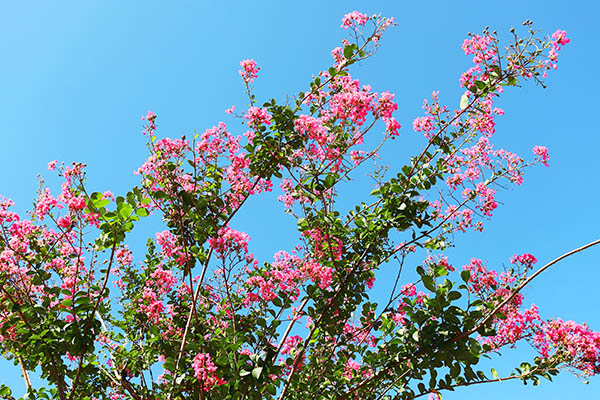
[343,359,361,379]
[245,107,272,127]
[547,30,570,70]
[274,30,401,212]
[280,335,303,355]
[420,89,528,230]
[196,122,239,161]
[459,34,500,91]
[341,11,368,30]
[244,250,332,306]
[510,253,537,268]
[138,286,165,323]
[412,116,435,137]
[208,226,250,259]
[136,111,274,217]
[331,46,345,68]
[141,110,157,137]
[392,284,426,325]
[532,145,550,167]
[156,230,187,265]
[192,353,225,391]
[303,227,343,261]
[115,246,133,267]
[534,318,600,376]
[462,35,496,64]
[278,178,311,209]
[239,59,259,84]
[149,267,178,295]
[423,254,455,272]
[35,188,62,220]
[326,77,377,126]
[460,258,542,349]
[461,255,600,376]
[135,136,191,193]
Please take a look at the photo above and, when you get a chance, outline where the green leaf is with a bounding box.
[119,204,133,219]
[474,80,487,90]
[163,357,176,371]
[344,45,354,59]
[491,368,498,379]
[135,208,149,217]
[422,276,436,292]
[448,291,462,301]
[266,384,277,395]
[461,270,471,282]
[216,356,229,366]
[94,199,110,208]
[252,366,263,379]
[324,174,336,189]
[0,385,12,396]
[90,192,102,201]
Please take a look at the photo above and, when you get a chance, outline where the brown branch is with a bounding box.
[459,238,600,341]
[17,356,31,390]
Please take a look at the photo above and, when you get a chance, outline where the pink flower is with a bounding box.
[552,29,570,46]
[534,318,600,375]
[510,253,537,267]
[412,116,435,134]
[294,115,328,144]
[239,59,259,83]
[376,91,398,119]
[47,160,57,171]
[35,188,61,220]
[545,30,569,71]
[192,353,225,391]
[208,227,250,259]
[280,335,302,355]
[57,216,72,229]
[115,246,133,266]
[67,196,87,211]
[462,35,496,64]
[141,110,155,121]
[343,360,361,379]
[384,117,401,136]
[532,145,550,167]
[244,107,272,126]
[331,46,345,66]
[341,11,368,30]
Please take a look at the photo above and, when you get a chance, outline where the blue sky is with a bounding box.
[1,1,598,398]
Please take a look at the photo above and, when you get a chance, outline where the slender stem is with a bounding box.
[274,296,311,358]
[17,356,31,390]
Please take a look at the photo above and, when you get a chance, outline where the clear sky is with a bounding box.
[0,1,598,398]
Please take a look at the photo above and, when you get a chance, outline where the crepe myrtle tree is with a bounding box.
[0,10,597,400]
